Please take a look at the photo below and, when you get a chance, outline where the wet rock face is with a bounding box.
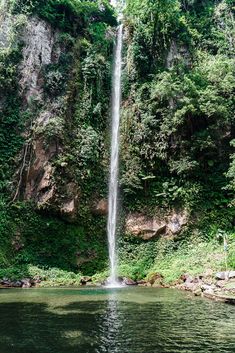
[19,17,60,103]
[125,210,188,239]
[60,182,80,220]
[125,213,166,240]
[166,40,191,69]
[10,17,81,218]
[23,138,56,204]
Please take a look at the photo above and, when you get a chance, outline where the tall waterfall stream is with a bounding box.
[107,23,123,287]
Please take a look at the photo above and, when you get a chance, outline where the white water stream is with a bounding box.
[107,23,123,287]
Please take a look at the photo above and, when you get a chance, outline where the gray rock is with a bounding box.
[204,287,215,295]
[12,281,22,288]
[185,275,194,284]
[215,271,234,280]
[201,284,213,292]
[193,288,202,296]
[0,278,11,286]
[228,271,235,279]
[215,271,227,280]
[21,278,32,288]
[184,282,199,292]
[180,273,194,283]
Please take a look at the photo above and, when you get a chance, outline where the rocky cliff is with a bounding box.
[0,0,116,273]
[0,0,234,280]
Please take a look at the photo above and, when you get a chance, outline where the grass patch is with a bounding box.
[116,233,235,284]
[0,265,82,287]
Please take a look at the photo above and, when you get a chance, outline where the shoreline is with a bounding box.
[1,270,235,305]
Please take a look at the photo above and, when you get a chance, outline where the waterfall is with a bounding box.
[107,24,123,287]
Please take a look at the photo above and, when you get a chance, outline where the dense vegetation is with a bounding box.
[115,0,235,281]
[122,0,234,213]
[0,0,116,278]
[0,0,234,284]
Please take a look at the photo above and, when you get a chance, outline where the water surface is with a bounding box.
[0,287,234,353]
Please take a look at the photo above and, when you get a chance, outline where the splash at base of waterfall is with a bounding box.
[105,282,124,289]
[105,277,125,289]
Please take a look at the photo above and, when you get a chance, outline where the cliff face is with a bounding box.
[0,0,234,277]
[13,17,62,209]
[0,0,115,273]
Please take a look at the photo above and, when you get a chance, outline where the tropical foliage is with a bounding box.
[0,0,234,279]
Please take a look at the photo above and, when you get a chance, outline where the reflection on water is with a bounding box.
[0,287,234,353]
[98,290,121,353]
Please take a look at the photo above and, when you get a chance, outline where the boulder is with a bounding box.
[80,276,92,286]
[24,138,57,204]
[217,279,235,292]
[223,279,235,292]
[0,278,11,287]
[228,271,235,279]
[122,277,137,286]
[12,281,22,288]
[216,280,228,288]
[148,273,164,286]
[37,164,54,191]
[184,282,199,292]
[193,288,202,296]
[215,271,229,280]
[61,199,75,216]
[21,278,32,288]
[201,284,216,293]
[180,274,194,283]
